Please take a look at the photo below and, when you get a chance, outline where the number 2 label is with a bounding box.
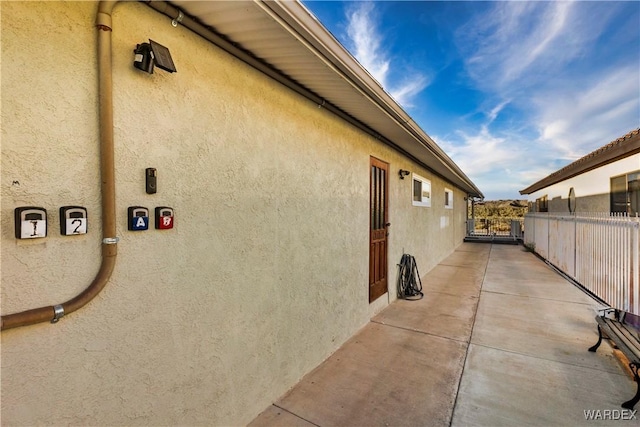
[65,218,87,235]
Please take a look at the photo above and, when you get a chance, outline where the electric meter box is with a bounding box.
[15,207,47,239]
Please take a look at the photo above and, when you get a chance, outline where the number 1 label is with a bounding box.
[21,220,46,239]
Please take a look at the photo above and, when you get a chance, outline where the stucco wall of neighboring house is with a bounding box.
[545,193,609,213]
[526,154,640,213]
[1,2,468,425]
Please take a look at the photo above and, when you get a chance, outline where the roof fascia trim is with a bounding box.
[520,130,640,195]
[257,0,483,198]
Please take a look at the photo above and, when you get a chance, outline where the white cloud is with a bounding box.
[434,122,599,199]
[447,1,639,199]
[487,100,511,124]
[533,65,640,159]
[436,126,515,176]
[344,1,429,107]
[501,2,573,83]
[322,0,638,200]
[390,74,430,108]
[346,2,390,84]
[457,1,613,94]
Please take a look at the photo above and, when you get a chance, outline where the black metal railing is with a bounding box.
[466,217,524,238]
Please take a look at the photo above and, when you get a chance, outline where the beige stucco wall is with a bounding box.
[1,2,468,425]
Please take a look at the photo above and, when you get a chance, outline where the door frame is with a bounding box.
[369,156,389,303]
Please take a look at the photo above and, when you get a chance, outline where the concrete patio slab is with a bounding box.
[438,245,490,271]
[452,344,635,427]
[454,243,493,255]
[249,243,637,427]
[472,290,622,373]
[421,264,485,298]
[372,292,479,342]
[262,322,467,427]
[482,246,597,305]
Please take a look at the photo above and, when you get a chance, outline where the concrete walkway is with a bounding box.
[249,244,637,426]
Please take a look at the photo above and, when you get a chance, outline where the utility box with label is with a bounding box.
[155,207,174,230]
[15,207,47,239]
[60,206,88,235]
[128,206,149,231]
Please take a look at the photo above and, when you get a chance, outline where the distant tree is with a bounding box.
[468,200,528,218]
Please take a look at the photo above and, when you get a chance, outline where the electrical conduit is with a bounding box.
[1,1,119,331]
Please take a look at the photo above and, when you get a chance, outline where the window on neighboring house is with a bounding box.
[536,195,548,212]
[630,172,640,215]
[412,174,431,207]
[444,188,453,209]
[611,170,640,215]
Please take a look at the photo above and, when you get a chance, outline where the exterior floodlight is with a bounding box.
[133,39,177,74]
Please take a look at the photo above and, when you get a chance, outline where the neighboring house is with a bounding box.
[1,2,482,425]
[520,128,640,214]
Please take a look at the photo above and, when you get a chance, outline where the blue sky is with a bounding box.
[301,1,640,200]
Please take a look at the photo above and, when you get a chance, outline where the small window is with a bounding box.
[629,172,640,215]
[611,175,627,213]
[444,188,453,209]
[536,195,548,212]
[412,174,431,207]
[611,170,640,215]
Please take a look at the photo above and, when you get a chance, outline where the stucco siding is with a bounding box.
[2,2,468,425]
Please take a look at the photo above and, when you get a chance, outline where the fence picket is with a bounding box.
[524,212,640,316]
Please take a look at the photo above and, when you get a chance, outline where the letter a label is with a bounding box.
[131,216,149,231]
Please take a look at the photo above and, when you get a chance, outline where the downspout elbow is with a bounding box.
[1,1,119,331]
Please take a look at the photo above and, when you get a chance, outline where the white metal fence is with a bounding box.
[524,213,640,316]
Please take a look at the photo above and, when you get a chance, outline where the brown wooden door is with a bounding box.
[369,157,389,303]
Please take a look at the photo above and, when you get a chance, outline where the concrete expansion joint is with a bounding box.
[481,289,598,307]
[370,320,472,345]
[428,290,481,299]
[439,262,484,270]
[450,245,489,425]
[272,404,320,427]
[473,341,632,378]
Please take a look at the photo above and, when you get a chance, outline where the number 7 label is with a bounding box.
[155,207,174,230]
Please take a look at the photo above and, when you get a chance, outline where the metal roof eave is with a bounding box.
[262,0,483,198]
[152,0,483,198]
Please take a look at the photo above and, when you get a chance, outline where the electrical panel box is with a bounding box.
[15,207,47,239]
[155,207,174,230]
[128,206,149,231]
[60,206,88,235]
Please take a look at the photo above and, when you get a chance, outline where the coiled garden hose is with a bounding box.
[397,254,424,300]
